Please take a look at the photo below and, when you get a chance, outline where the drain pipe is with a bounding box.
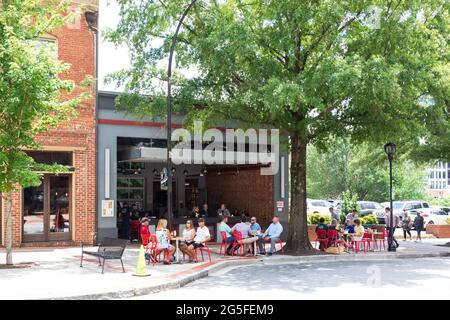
[85,10,99,245]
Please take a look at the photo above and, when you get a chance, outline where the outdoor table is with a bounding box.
[171,236,185,263]
[250,231,259,256]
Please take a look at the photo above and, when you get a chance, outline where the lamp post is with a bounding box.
[384,142,397,252]
[166,0,198,228]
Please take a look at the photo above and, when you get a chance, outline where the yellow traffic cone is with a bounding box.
[133,245,150,277]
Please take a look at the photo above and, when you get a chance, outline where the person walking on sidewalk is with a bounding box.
[402,210,412,241]
[385,207,400,248]
[414,212,425,241]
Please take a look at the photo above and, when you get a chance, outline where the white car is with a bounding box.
[392,201,433,220]
[307,199,332,215]
[425,208,450,225]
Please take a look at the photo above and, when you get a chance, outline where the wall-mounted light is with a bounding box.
[153,169,159,176]
[217,170,221,176]
[183,169,188,176]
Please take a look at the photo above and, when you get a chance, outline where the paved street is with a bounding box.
[130,257,450,300]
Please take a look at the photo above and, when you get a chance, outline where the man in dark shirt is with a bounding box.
[315,217,328,251]
[315,217,328,232]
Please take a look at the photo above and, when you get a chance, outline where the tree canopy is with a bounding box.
[106,0,449,253]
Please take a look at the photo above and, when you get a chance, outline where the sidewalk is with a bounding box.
[1,238,450,300]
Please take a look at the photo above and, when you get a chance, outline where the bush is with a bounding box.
[360,214,378,225]
[308,213,331,225]
[339,190,361,224]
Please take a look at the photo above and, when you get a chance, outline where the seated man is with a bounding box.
[186,218,211,261]
[257,216,283,256]
[218,216,235,255]
[315,217,328,251]
[231,215,258,255]
[250,216,262,238]
[315,217,328,233]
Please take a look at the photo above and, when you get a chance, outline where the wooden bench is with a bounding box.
[80,237,128,274]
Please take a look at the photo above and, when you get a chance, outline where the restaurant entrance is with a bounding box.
[22,174,72,242]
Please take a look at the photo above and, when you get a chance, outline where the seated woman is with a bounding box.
[352,219,365,241]
[179,219,196,262]
[155,218,175,265]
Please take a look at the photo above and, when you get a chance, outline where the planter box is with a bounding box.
[426,224,450,238]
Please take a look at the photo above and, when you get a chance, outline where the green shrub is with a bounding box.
[360,214,378,225]
[340,190,362,225]
[308,213,331,225]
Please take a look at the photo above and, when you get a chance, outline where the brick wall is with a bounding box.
[206,168,275,228]
[1,2,98,247]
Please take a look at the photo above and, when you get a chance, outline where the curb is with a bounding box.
[261,251,450,264]
[44,250,450,300]
[46,258,262,300]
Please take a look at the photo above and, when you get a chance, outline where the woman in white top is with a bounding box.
[155,218,175,264]
[179,219,196,262]
[186,218,211,261]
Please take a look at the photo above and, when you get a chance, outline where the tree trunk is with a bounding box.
[5,192,13,265]
[286,132,314,254]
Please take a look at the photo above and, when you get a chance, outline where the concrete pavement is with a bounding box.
[131,257,450,300]
[1,238,450,300]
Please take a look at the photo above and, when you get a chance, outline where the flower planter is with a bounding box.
[426,224,450,238]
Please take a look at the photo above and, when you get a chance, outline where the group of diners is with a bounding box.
[315,216,366,250]
[218,215,283,256]
[140,217,211,264]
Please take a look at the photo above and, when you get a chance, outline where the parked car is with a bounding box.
[434,206,450,214]
[358,201,384,216]
[393,201,432,220]
[425,209,449,225]
[307,199,332,215]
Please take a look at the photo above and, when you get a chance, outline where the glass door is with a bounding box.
[23,174,71,242]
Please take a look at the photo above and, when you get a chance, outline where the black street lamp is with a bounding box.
[384,142,397,252]
[166,0,198,228]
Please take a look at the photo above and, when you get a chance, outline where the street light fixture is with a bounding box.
[384,142,397,252]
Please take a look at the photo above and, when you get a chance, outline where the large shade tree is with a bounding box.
[0,0,89,264]
[106,0,449,254]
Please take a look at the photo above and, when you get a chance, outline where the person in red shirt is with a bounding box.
[140,217,151,246]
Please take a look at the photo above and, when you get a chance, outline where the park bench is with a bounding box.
[80,237,128,274]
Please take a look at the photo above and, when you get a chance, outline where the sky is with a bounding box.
[98,0,130,92]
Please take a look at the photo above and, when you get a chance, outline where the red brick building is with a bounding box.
[0,0,99,247]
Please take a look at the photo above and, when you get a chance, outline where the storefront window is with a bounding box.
[117,177,145,210]
[26,151,73,166]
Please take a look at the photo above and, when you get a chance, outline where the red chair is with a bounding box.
[148,234,170,266]
[327,229,339,247]
[315,229,328,250]
[194,242,212,262]
[231,231,245,256]
[219,231,228,256]
[375,228,388,251]
[351,235,367,254]
[362,232,376,251]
